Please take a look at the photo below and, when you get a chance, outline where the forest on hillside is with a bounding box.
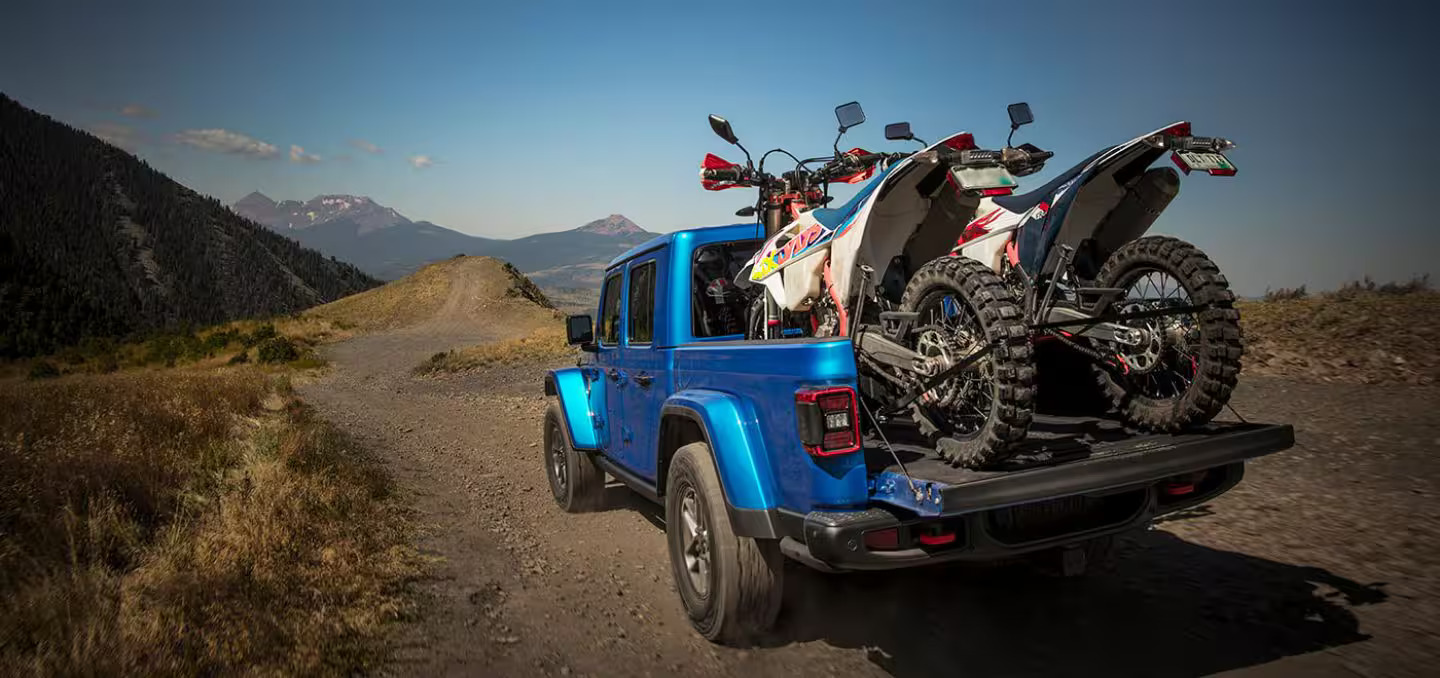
[0,94,379,358]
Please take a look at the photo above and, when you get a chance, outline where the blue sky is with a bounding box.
[2,0,1434,295]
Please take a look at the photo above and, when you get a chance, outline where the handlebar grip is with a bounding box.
[1029,150,1054,161]
[702,167,743,181]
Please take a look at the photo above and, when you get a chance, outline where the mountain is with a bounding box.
[0,93,381,358]
[575,214,645,236]
[233,191,657,283]
[238,191,410,233]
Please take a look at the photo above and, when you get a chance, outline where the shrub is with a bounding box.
[1263,286,1307,302]
[227,351,250,365]
[255,337,299,364]
[243,324,278,348]
[27,360,60,380]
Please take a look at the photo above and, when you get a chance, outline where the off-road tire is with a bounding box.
[1093,236,1242,431]
[900,256,1035,468]
[543,402,605,512]
[665,443,783,645]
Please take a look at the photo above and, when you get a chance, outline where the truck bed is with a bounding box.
[863,414,1295,517]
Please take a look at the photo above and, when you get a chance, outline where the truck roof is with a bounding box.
[607,222,763,269]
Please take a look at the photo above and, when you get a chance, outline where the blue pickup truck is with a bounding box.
[542,222,1294,645]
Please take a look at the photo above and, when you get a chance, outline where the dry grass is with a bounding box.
[0,369,422,675]
[1240,288,1439,385]
[307,262,453,332]
[417,324,575,374]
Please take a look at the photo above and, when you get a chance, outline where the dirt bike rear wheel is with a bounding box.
[1092,236,1242,431]
[899,256,1035,468]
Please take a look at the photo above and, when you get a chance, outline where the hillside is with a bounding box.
[0,94,380,358]
[232,193,655,282]
[309,255,557,332]
[1240,287,1438,385]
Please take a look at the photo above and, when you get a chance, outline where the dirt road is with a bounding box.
[300,285,1440,677]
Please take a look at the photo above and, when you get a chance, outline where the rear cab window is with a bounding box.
[627,261,656,345]
[690,240,760,340]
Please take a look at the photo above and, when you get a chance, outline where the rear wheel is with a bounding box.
[1093,236,1242,431]
[899,256,1035,468]
[665,443,783,645]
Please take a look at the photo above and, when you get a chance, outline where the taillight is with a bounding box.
[795,386,861,456]
[980,187,1013,196]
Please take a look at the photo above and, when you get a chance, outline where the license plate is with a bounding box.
[951,165,1018,190]
[1174,151,1236,175]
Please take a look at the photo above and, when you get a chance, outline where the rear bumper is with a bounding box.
[782,461,1246,572]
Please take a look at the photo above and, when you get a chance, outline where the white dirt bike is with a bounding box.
[702,102,1243,468]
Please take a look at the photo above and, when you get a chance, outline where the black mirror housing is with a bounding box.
[708,114,739,145]
[835,102,866,131]
[735,205,757,217]
[565,314,594,345]
[884,122,913,141]
[1007,102,1034,128]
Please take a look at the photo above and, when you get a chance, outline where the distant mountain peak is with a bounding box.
[576,214,644,236]
[233,192,410,233]
[236,191,276,208]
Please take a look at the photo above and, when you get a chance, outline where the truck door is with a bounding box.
[617,254,664,480]
[592,269,625,455]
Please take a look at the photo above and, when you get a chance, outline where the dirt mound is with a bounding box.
[309,256,557,333]
[1240,290,1439,385]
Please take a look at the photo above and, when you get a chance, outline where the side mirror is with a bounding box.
[708,114,739,145]
[884,122,913,141]
[835,102,866,131]
[1007,102,1034,128]
[565,314,594,345]
[735,205,757,217]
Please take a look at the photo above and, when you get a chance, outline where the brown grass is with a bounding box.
[307,263,453,332]
[0,370,422,675]
[1240,289,1439,385]
[417,324,575,374]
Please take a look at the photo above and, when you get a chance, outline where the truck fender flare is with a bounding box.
[660,390,786,539]
[545,368,601,450]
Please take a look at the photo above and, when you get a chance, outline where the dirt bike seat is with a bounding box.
[991,150,1104,214]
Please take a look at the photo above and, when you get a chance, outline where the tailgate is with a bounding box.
[867,415,1294,517]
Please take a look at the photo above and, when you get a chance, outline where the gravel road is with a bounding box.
[298,289,1440,677]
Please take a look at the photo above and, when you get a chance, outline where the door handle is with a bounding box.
[606,368,627,386]
[632,373,654,388]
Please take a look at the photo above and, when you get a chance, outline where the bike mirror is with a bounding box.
[884,122,913,141]
[735,206,757,217]
[1007,102,1034,129]
[708,114,739,145]
[835,102,866,131]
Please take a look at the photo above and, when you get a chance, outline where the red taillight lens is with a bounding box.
[795,386,860,456]
[941,132,976,151]
[980,187,1013,196]
[1159,122,1192,137]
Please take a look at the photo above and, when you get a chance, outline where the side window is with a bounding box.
[691,240,761,338]
[627,261,656,345]
[598,271,623,346]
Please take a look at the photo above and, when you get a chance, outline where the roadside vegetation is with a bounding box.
[417,324,574,374]
[0,368,423,675]
[7,316,347,381]
[1242,275,1435,384]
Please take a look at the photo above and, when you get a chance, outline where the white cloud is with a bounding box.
[173,128,279,158]
[408,154,434,170]
[350,139,382,154]
[89,123,140,150]
[119,104,156,118]
[289,144,321,164]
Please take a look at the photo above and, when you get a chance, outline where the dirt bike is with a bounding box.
[700,102,1242,469]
